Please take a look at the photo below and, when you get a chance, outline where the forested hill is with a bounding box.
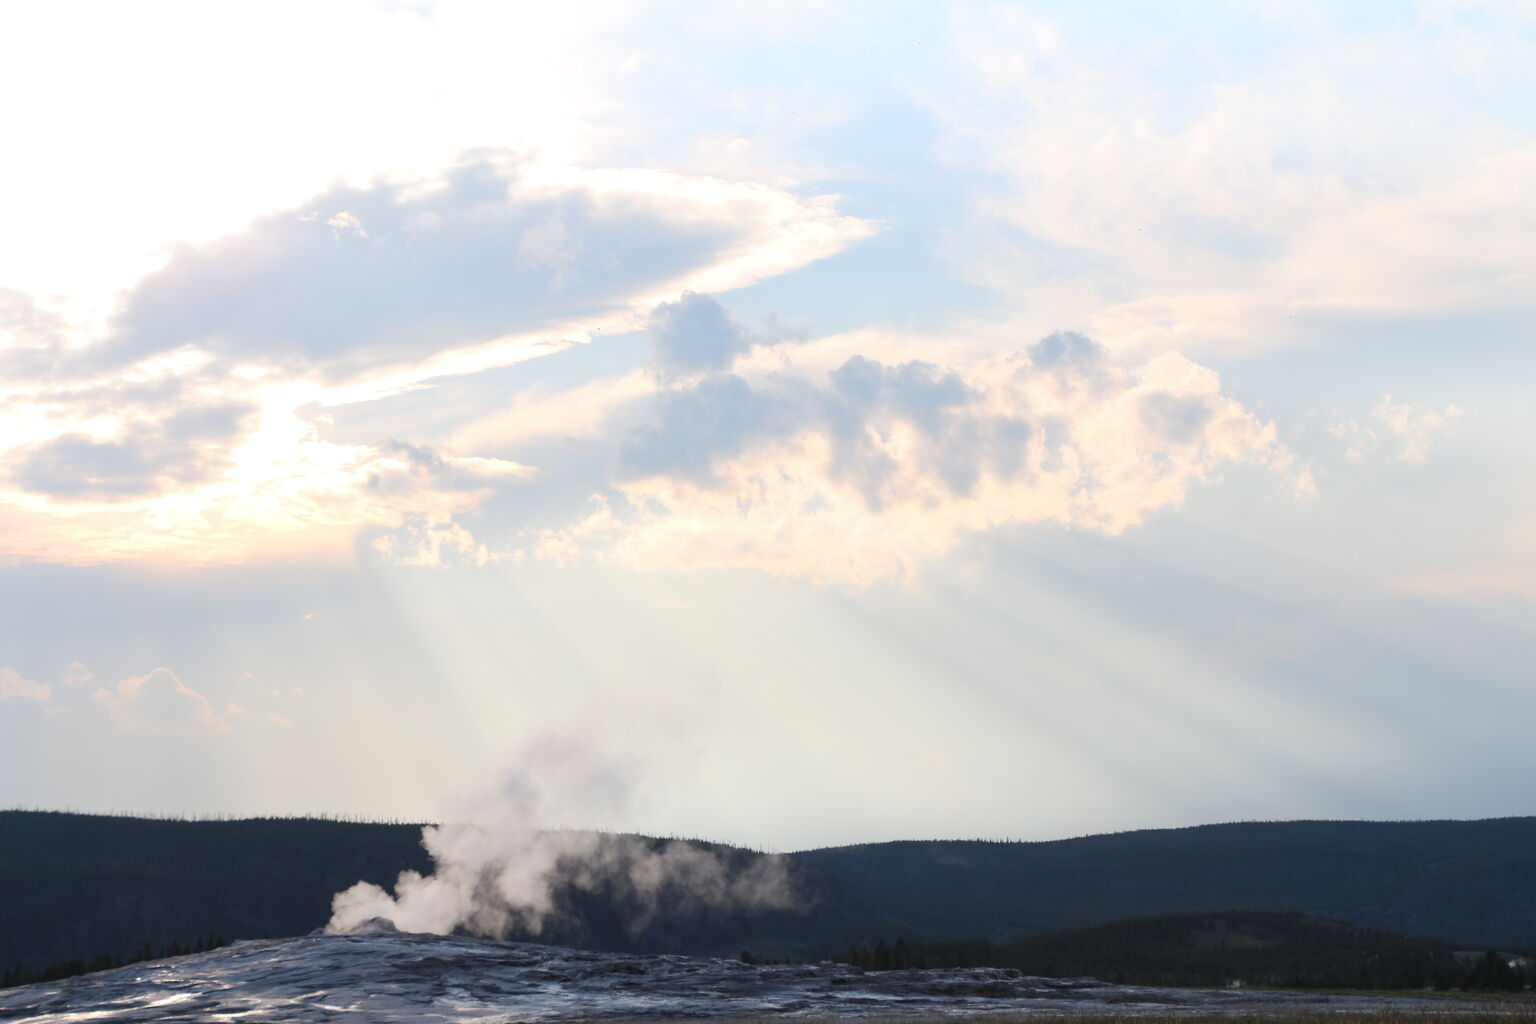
[828,910,1530,991]
[794,817,1536,953]
[0,812,432,978]
[4,812,1536,978]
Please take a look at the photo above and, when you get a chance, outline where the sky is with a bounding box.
[1,0,1533,851]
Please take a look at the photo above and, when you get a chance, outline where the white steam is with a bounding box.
[326,823,798,938]
[325,721,799,938]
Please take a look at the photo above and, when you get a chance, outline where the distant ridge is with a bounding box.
[793,817,1536,952]
[3,811,1534,976]
[0,811,432,977]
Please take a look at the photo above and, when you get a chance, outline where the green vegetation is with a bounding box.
[6,811,1536,984]
[827,911,1531,991]
[795,818,1536,954]
[0,810,432,977]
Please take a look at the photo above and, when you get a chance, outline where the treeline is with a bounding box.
[9,813,1536,973]
[2,807,427,826]
[0,811,434,975]
[2,934,227,990]
[827,912,1533,991]
[798,818,1536,954]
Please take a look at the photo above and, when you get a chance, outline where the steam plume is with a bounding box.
[325,728,799,938]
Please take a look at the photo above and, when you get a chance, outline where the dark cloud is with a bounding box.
[376,439,450,476]
[618,374,813,482]
[826,356,983,500]
[99,157,751,379]
[830,356,970,427]
[1028,330,1106,372]
[620,341,1038,504]
[9,402,256,501]
[647,292,756,382]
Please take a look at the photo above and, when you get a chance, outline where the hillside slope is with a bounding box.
[4,812,1534,975]
[0,812,431,975]
[794,818,1536,951]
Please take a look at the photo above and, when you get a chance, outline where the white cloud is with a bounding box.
[536,331,1305,586]
[325,211,369,238]
[451,371,655,450]
[373,519,499,568]
[0,667,49,702]
[1372,396,1463,463]
[935,7,1536,355]
[0,0,633,324]
[93,667,229,736]
[0,154,866,567]
[96,157,868,383]
[1333,395,1462,463]
[0,400,531,565]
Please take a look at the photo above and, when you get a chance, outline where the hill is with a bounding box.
[791,818,1536,953]
[3,812,1535,978]
[830,910,1528,990]
[0,812,431,977]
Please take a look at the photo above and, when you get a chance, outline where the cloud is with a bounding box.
[372,519,499,568]
[0,2,639,309]
[0,407,531,565]
[0,287,68,379]
[538,329,1306,585]
[94,155,869,383]
[0,153,867,567]
[61,662,93,687]
[1371,396,1463,463]
[0,667,49,702]
[325,211,368,238]
[935,7,1536,353]
[0,298,535,564]
[1333,395,1462,463]
[93,667,229,736]
[648,291,759,382]
[8,401,257,500]
[450,371,655,450]
[618,372,815,483]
